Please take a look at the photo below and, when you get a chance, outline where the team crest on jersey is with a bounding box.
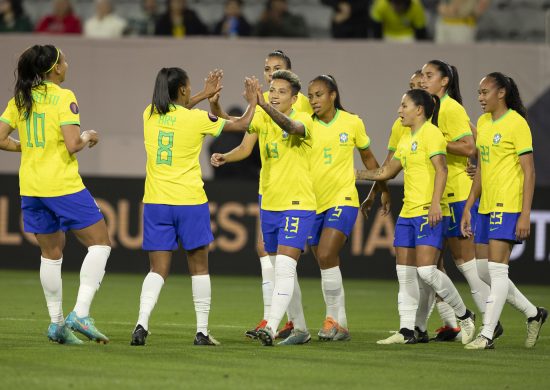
[339,132,348,143]
[493,133,502,145]
[411,141,418,153]
[208,112,219,122]
[70,102,79,114]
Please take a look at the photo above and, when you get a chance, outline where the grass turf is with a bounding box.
[0,270,548,389]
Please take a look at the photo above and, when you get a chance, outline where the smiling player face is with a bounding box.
[268,79,296,114]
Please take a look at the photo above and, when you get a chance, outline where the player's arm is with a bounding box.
[356,157,402,181]
[461,150,482,237]
[446,134,475,157]
[428,154,448,227]
[359,147,391,215]
[62,125,98,154]
[220,77,258,132]
[186,69,223,109]
[211,132,258,167]
[0,121,21,152]
[256,88,305,136]
[517,151,535,240]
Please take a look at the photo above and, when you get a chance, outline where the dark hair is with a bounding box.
[14,44,59,119]
[271,70,300,96]
[412,69,422,77]
[405,89,440,126]
[3,0,25,17]
[267,49,291,69]
[486,72,527,119]
[427,60,462,105]
[309,74,345,112]
[150,67,189,116]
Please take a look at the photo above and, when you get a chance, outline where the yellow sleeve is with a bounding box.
[355,117,370,150]
[59,90,80,126]
[387,118,402,151]
[370,0,384,22]
[0,98,18,128]
[193,109,226,137]
[444,104,472,141]
[410,0,426,28]
[248,109,263,134]
[512,117,533,155]
[295,113,313,139]
[427,127,447,158]
[393,138,403,160]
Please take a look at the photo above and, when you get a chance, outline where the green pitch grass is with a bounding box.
[0,270,548,390]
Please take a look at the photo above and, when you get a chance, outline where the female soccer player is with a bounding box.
[130,68,258,347]
[210,49,311,340]
[419,60,490,341]
[461,73,547,349]
[0,45,111,345]
[307,75,390,341]
[356,89,476,345]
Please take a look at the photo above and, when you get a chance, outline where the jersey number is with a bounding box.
[266,142,279,159]
[323,147,332,165]
[480,145,490,163]
[284,217,300,234]
[25,112,46,148]
[156,131,174,166]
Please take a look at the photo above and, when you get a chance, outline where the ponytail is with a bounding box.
[150,67,189,116]
[427,60,463,105]
[406,89,440,126]
[14,44,59,119]
[309,74,345,113]
[487,72,527,119]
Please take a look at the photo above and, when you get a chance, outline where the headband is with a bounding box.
[44,48,60,74]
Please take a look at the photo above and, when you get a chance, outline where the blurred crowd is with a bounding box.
[0,0,517,44]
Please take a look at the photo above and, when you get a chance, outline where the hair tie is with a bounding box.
[44,48,60,74]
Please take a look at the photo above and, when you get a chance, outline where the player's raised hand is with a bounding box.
[203,69,223,98]
[210,153,226,167]
[81,130,99,148]
[243,77,258,105]
[256,81,266,107]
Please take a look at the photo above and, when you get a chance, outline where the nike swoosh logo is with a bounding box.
[277,293,289,296]
[417,235,428,239]
[75,319,89,331]
[448,225,457,231]
[328,218,339,222]
[262,282,271,285]
[284,235,296,239]
[490,227,499,231]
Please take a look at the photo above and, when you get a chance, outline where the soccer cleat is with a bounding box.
[318,316,339,341]
[414,326,429,343]
[130,324,149,346]
[525,307,548,348]
[376,330,417,345]
[275,321,294,339]
[278,329,311,345]
[193,332,220,346]
[245,319,267,340]
[465,334,494,350]
[333,325,351,341]
[65,311,109,344]
[458,311,476,345]
[47,323,83,345]
[257,325,275,346]
[430,326,461,342]
[493,321,504,340]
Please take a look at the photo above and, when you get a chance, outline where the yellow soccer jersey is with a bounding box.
[257,91,313,195]
[249,109,315,211]
[311,110,370,213]
[370,0,426,39]
[438,94,473,203]
[476,109,532,214]
[143,104,225,205]
[394,122,450,218]
[0,82,84,197]
[387,117,408,151]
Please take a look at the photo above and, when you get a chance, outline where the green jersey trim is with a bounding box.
[213,119,226,138]
[492,109,512,124]
[317,109,340,127]
[357,140,371,150]
[429,151,446,158]
[451,131,473,141]
[0,117,12,126]
[387,146,397,152]
[517,147,533,156]
[60,121,80,126]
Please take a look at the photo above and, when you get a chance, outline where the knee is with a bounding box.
[41,249,63,261]
[150,264,170,279]
[316,250,337,269]
[417,265,437,283]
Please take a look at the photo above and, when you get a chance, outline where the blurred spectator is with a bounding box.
[209,106,261,180]
[435,0,491,44]
[370,0,427,42]
[155,0,208,37]
[213,0,251,37]
[0,0,32,33]
[35,0,82,34]
[254,0,309,38]
[84,0,127,38]
[128,0,159,36]
[320,0,371,38]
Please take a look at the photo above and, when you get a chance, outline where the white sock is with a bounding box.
[415,274,435,332]
[457,259,490,315]
[436,301,458,328]
[479,258,537,318]
[287,273,307,331]
[260,256,274,320]
[137,272,165,331]
[396,265,419,331]
[481,262,509,339]
[74,245,110,317]
[417,265,467,318]
[338,284,348,329]
[40,257,64,325]
[267,255,296,332]
[476,259,490,285]
[321,266,342,321]
[192,274,211,335]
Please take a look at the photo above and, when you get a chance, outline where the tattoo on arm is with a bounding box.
[262,103,303,135]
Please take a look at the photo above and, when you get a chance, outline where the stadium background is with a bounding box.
[0,35,549,284]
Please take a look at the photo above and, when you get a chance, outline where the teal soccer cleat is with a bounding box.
[65,311,109,344]
[47,323,83,345]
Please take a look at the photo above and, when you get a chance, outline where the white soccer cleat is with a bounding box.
[277,329,311,345]
[525,307,548,348]
[465,334,494,350]
[376,331,416,345]
[458,312,476,344]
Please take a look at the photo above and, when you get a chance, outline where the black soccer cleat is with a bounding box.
[493,321,504,340]
[430,325,461,342]
[130,324,149,346]
[414,326,429,343]
[194,332,220,346]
